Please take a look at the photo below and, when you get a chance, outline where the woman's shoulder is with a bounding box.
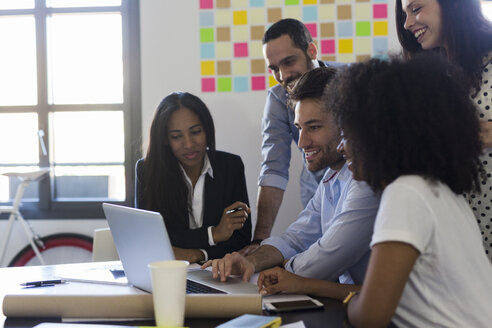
[212,151,244,169]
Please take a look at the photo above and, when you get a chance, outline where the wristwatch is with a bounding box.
[342,291,359,306]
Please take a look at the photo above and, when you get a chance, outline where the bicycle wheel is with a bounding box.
[8,233,93,267]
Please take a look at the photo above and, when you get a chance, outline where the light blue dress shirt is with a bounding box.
[263,164,380,284]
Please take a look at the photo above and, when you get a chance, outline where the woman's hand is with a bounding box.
[173,246,204,264]
[257,266,305,296]
[212,201,250,243]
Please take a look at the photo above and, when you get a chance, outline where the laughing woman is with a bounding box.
[135,92,251,263]
[396,0,492,261]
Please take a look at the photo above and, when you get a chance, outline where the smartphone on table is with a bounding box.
[264,298,324,313]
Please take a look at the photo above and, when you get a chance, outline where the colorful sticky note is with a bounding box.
[303,6,318,21]
[200,0,213,9]
[269,75,278,88]
[200,28,214,42]
[249,8,266,24]
[285,0,300,5]
[252,76,266,90]
[339,39,353,53]
[216,43,232,58]
[249,41,263,57]
[373,4,387,19]
[233,10,248,25]
[201,61,215,75]
[200,12,214,26]
[233,26,249,41]
[202,78,215,92]
[218,77,232,92]
[234,76,249,92]
[234,42,249,57]
[373,21,388,36]
[305,23,317,38]
[373,37,388,54]
[303,0,317,4]
[356,21,371,36]
[284,6,302,20]
[232,0,248,7]
[200,43,215,59]
[319,4,335,20]
[321,39,335,54]
[216,11,232,25]
[338,21,353,37]
[354,3,371,19]
[232,59,249,75]
[250,0,265,7]
[355,37,371,54]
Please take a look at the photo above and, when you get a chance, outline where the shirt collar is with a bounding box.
[322,163,350,184]
[179,153,214,181]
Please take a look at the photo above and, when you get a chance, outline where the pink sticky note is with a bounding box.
[202,78,215,92]
[373,4,387,19]
[200,0,213,9]
[321,39,335,54]
[251,76,266,90]
[234,42,249,57]
[305,23,317,38]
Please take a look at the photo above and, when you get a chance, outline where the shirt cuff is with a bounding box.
[208,226,216,246]
[258,174,288,190]
[198,249,208,263]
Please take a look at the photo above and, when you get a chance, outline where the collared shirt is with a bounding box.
[262,164,380,284]
[258,61,346,206]
[180,154,215,261]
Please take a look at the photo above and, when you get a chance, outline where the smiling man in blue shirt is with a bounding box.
[203,67,380,285]
[241,19,344,255]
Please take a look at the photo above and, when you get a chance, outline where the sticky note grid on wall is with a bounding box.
[200,0,389,93]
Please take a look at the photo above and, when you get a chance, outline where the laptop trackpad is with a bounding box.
[187,270,259,294]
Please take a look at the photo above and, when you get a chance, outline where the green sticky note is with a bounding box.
[218,77,232,92]
[356,21,371,36]
[285,0,299,5]
[200,28,214,42]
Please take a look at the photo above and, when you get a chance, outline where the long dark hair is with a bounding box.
[142,92,216,224]
[326,54,483,194]
[395,0,492,92]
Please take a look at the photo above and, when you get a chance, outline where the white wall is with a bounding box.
[139,0,401,236]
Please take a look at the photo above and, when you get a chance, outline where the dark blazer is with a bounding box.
[135,151,252,259]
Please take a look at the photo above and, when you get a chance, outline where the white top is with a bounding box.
[180,154,215,260]
[371,175,492,328]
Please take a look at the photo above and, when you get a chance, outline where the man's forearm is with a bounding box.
[247,244,285,272]
[254,186,284,240]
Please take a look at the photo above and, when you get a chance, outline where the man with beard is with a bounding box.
[202,67,380,285]
[240,19,344,255]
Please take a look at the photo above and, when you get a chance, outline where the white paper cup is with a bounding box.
[148,260,189,327]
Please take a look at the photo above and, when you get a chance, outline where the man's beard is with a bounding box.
[282,52,315,93]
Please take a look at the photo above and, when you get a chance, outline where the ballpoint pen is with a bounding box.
[20,279,67,288]
[226,207,244,214]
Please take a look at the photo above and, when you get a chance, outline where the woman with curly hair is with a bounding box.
[258,55,492,327]
[135,92,251,263]
[396,0,492,261]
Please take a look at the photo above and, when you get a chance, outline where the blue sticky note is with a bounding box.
[200,11,214,27]
[338,21,353,37]
[234,77,249,92]
[200,43,215,59]
[250,0,265,7]
[303,6,318,22]
[373,37,388,54]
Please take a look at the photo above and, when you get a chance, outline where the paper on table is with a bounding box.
[279,321,306,328]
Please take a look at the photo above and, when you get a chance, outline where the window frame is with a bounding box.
[0,0,141,219]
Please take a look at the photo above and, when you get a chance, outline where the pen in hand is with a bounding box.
[226,207,244,214]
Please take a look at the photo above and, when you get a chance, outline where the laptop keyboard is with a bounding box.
[186,279,226,294]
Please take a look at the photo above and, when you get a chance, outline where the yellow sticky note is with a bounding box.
[318,4,335,21]
[232,59,249,75]
[355,37,371,54]
[269,75,278,88]
[233,10,247,25]
[216,43,232,58]
[374,21,388,36]
[339,39,353,54]
[303,0,317,4]
[201,61,215,75]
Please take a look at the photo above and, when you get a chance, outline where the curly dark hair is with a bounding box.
[395,0,492,93]
[262,18,312,51]
[325,54,483,194]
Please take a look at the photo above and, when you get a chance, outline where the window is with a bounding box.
[0,0,141,219]
[483,1,492,21]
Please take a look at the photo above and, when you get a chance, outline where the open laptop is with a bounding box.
[102,203,258,295]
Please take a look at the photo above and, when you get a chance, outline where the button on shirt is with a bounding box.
[180,154,215,261]
[263,164,380,284]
